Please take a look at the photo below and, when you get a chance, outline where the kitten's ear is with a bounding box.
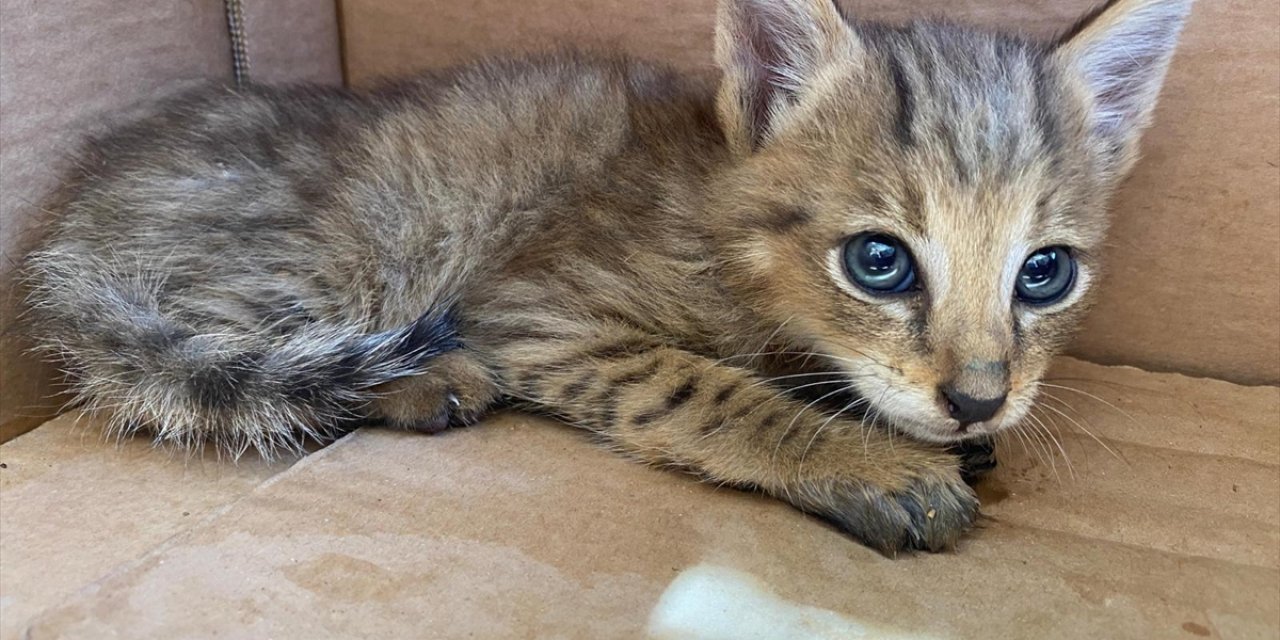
[1057,0,1193,170]
[715,0,864,154]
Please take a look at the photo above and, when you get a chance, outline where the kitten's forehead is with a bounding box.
[860,22,1058,189]
[812,22,1107,252]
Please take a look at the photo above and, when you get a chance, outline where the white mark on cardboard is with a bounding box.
[646,564,941,640]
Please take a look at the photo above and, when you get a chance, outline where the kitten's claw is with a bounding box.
[411,389,481,434]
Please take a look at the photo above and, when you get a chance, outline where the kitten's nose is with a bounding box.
[941,387,1006,424]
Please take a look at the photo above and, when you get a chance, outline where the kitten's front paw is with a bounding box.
[792,464,979,554]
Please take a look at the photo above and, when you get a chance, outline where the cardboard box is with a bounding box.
[1,0,1277,637]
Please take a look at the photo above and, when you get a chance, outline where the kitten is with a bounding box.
[23,0,1191,552]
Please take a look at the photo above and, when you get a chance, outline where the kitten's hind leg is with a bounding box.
[370,350,501,433]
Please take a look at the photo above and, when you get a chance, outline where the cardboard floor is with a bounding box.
[1,358,1277,639]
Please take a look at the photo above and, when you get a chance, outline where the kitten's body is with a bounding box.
[25,0,1190,552]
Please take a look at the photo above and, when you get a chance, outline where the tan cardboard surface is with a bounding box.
[0,0,345,440]
[6,358,1276,638]
[0,414,296,640]
[339,0,1280,385]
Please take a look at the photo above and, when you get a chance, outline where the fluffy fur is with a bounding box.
[23,0,1191,552]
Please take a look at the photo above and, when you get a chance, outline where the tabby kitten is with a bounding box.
[24,0,1190,552]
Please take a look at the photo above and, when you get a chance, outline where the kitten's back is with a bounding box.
[22,52,721,452]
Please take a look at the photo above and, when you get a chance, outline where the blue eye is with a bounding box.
[1015,246,1076,305]
[843,233,917,294]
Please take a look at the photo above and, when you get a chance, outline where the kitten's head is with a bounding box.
[712,0,1191,442]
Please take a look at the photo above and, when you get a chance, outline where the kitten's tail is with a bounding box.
[23,253,460,457]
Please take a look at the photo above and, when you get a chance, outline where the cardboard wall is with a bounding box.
[0,0,342,441]
[341,0,1280,385]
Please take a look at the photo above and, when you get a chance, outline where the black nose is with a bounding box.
[942,387,1006,424]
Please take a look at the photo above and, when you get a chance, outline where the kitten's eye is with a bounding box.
[1015,246,1076,305]
[843,233,917,294]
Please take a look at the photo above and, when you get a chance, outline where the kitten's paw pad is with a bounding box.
[796,469,979,554]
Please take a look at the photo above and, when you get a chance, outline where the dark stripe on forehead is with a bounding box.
[885,48,916,148]
[748,204,814,234]
[911,43,975,184]
[858,189,889,212]
[938,122,974,185]
[916,40,972,185]
[995,47,1033,177]
[900,181,926,234]
[1032,55,1065,171]
[1035,185,1061,228]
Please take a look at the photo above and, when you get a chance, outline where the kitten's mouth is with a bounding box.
[910,419,1002,444]
[779,357,1016,444]
[788,384,975,443]
[840,382,1014,445]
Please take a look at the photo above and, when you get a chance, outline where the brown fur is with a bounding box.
[22,0,1191,552]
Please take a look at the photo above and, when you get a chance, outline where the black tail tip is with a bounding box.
[401,309,463,358]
